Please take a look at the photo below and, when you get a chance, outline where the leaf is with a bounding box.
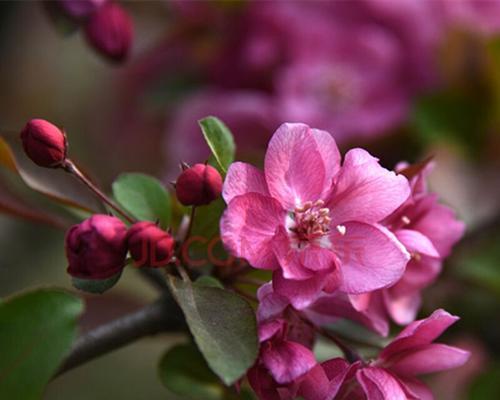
[0,131,104,213]
[0,289,83,399]
[158,343,224,400]
[71,271,122,294]
[112,173,172,228]
[167,276,259,385]
[198,117,235,174]
[195,276,224,289]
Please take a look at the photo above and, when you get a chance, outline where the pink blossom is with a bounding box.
[221,123,411,309]
[297,310,470,400]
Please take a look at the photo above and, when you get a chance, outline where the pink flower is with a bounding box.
[221,123,411,309]
[298,310,470,400]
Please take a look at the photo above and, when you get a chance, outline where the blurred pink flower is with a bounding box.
[297,310,470,400]
[57,0,106,20]
[220,123,410,309]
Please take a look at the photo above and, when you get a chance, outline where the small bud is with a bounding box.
[56,0,106,20]
[20,118,67,168]
[175,163,223,206]
[65,215,128,284]
[83,2,133,63]
[126,221,175,268]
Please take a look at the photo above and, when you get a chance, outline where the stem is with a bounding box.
[54,295,184,378]
[183,206,196,244]
[316,327,362,364]
[63,159,135,224]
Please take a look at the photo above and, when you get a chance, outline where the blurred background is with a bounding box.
[0,1,499,399]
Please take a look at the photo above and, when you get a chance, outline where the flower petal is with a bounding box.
[383,288,421,326]
[299,358,350,400]
[395,229,439,258]
[273,270,327,310]
[220,193,285,269]
[380,309,459,359]
[389,343,471,376]
[262,340,317,384]
[222,162,269,204]
[397,377,434,400]
[332,222,410,294]
[264,123,339,209]
[328,148,410,225]
[357,367,407,400]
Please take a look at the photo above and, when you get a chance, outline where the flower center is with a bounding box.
[290,200,331,242]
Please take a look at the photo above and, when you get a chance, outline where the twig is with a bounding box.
[316,327,362,364]
[54,295,184,378]
[63,159,135,224]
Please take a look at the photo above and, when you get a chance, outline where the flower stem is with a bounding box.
[317,326,362,363]
[63,159,135,224]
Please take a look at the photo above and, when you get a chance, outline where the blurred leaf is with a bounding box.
[199,117,235,174]
[158,343,224,400]
[112,173,171,228]
[0,179,69,228]
[71,271,122,294]
[196,276,224,288]
[412,89,490,155]
[0,289,83,399]
[167,276,258,385]
[0,131,103,213]
[188,198,226,269]
[469,365,500,399]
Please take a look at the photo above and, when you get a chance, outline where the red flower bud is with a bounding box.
[176,163,223,206]
[20,118,67,168]
[83,2,133,63]
[65,214,128,280]
[57,0,106,20]
[127,221,175,268]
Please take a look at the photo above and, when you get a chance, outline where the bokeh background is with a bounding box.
[0,1,500,399]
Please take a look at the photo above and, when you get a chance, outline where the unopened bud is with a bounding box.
[126,221,175,268]
[175,163,223,206]
[20,118,67,168]
[83,2,133,63]
[65,215,128,281]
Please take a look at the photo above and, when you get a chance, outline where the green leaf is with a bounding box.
[167,277,258,385]
[198,117,235,174]
[112,173,171,228]
[71,271,122,294]
[0,289,83,399]
[158,343,224,400]
[195,276,224,289]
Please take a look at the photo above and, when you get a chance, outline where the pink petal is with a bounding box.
[259,320,285,342]
[332,222,410,294]
[328,148,411,225]
[257,283,290,323]
[380,309,459,359]
[411,195,465,258]
[383,288,421,326]
[395,229,439,258]
[262,340,317,384]
[220,193,285,269]
[349,293,372,312]
[272,226,315,280]
[397,377,434,400]
[389,343,471,376]
[357,367,407,400]
[247,365,282,400]
[264,123,339,209]
[273,270,327,310]
[223,162,269,204]
[299,358,350,400]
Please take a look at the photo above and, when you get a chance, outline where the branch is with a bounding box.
[54,295,184,378]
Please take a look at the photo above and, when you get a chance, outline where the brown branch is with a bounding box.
[54,295,184,378]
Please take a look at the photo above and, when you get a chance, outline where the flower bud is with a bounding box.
[65,215,128,282]
[83,2,133,63]
[176,163,223,206]
[127,221,175,268]
[56,0,106,20]
[20,118,67,168]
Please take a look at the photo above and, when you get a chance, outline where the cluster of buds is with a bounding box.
[51,0,133,63]
[20,118,222,292]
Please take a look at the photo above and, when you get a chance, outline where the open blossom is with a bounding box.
[297,310,470,400]
[221,123,411,309]
[332,162,465,331]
